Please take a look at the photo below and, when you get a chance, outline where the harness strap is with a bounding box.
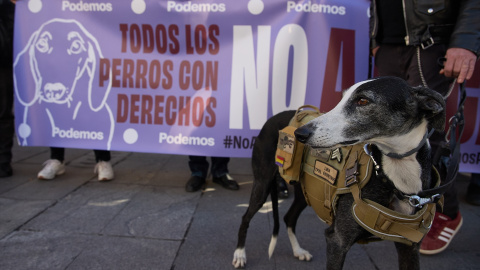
[292,105,321,128]
[350,183,436,245]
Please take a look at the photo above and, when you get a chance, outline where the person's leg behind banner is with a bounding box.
[211,157,239,190]
[94,150,114,181]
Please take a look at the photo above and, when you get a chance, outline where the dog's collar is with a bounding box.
[363,143,442,209]
[382,130,433,159]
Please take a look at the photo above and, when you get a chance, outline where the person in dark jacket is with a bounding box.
[369,0,480,255]
[0,0,15,177]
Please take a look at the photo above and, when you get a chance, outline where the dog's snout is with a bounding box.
[295,126,313,144]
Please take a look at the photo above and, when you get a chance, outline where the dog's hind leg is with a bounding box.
[233,178,275,268]
[268,177,280,259]
[395,242,420,270]
[283,183,312,261]
[234,110,296,268]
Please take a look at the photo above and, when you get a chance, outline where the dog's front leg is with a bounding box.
[324,198,363,270]
[324,224,355,270]
[394,242,420,270]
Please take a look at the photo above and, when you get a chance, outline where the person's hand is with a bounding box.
[372,46,379,57]
[440,48,477,83]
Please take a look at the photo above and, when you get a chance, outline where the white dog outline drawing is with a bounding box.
[14,18,114,150]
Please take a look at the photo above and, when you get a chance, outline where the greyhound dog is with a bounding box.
[233,76,446,269]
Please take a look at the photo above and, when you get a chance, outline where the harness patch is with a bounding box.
[330,148,343,162]
[314,160,338,185]
[275,155,285,167]
[345,162,358,187]
[278,132,295,154]
[310,149,330,162]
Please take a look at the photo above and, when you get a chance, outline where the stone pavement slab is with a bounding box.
[0,230,93,270]
[0,197,53,239]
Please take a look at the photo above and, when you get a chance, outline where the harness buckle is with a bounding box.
[445,115,460,143]
[408,195,422,208]
[407,194,441,208]
[421,217,434,230]
[421,37,435,50]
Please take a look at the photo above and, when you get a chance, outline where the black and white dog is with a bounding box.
[233,77,445,269]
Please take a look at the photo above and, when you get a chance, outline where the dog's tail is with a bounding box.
[268,179,280,259]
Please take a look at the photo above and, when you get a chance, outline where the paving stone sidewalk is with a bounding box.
[0,144,479,269]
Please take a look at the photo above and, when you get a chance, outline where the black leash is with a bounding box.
[416,82,466,202]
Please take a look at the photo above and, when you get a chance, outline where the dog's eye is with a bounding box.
[356,98,369,106]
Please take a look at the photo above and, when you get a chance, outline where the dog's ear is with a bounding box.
[84,32,111,112]
[14,31,41,106]
[414,86,446,131]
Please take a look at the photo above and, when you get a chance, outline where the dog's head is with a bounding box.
[295,76,445,150]
[14,19,111,110]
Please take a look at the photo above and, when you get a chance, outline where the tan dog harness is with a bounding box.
[275,106,438,245]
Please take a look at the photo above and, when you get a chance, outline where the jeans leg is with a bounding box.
[189,156,209,178]
[211,157,230,178]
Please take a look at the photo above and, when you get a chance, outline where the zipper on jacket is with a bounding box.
[402,0,410,45]
[371,0,378,37]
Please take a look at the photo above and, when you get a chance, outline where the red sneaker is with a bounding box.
[420,212,463,255]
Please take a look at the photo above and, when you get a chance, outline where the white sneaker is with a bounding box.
[38,159,65,180]
[94,161,114,181]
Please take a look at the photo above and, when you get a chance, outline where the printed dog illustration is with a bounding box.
[14,18,113,149]
[233,76,446,269]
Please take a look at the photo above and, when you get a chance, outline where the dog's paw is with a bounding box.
[293,248,313,261]
[232,248,247,268]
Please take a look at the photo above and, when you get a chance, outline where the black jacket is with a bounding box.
[370,0,480,57]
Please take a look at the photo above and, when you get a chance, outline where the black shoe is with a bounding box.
[0,163,13,178]
[212,173,239,190]
[185,176,206,192]
[466,182,480,206]
[277,178,289,199]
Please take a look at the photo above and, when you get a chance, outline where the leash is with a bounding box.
[416,82,466,203]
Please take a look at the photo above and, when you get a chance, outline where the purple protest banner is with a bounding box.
[13,0,480,173]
